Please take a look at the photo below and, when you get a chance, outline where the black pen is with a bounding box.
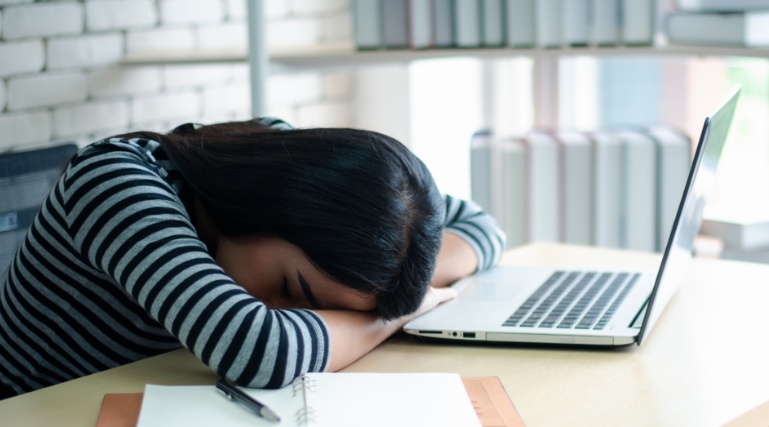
[215,379,281,423]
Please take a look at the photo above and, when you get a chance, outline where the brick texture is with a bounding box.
[85,0,157,31]
[0,0,355,151]
[3,2,83,39]
[7,73,88,111]
[0,40,45,77]
[53,99,130,138]
[159,0,224,25]
[0,111,53,149]
[48,33,124,70]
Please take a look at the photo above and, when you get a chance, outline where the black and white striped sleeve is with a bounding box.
[62,142,329,388]
[442,194,506,271]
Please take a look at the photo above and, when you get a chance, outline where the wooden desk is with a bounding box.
[3,243,769,427]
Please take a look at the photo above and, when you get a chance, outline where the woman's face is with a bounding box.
[215,236,377,312]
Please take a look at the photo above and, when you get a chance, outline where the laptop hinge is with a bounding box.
[630,297,649,328]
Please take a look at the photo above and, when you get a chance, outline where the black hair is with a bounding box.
[121,120,445,320]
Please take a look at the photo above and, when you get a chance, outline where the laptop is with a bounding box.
[404,86,741,347]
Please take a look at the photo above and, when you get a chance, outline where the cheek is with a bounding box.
[217,246,279,302]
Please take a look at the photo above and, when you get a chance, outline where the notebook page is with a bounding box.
[304,372,482,427]
[136,384,300,427]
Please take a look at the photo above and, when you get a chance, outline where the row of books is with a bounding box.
[352,0,655,51]
[665,0,769,47]
[470,127,692,252]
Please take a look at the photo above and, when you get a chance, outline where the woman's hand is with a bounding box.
[318,286,456,372]
[411,286,458,318]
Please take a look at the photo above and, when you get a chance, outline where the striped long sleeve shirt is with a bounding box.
[0,135,505,396]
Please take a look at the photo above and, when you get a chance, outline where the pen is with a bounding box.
[216,379,281,423]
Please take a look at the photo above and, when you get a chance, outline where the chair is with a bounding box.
[0,143,78,279]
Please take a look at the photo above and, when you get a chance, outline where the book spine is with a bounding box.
[353,0,384,50]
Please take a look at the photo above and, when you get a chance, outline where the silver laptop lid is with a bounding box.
[637,86,741,345]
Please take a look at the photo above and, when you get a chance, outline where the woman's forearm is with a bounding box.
[317,287,456,371]
[430,231,479,288]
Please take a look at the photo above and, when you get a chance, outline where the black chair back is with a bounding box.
[0,144,78,279]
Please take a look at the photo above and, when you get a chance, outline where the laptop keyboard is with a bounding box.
[502,271,640,330]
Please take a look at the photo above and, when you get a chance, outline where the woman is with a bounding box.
[0,118,505,398]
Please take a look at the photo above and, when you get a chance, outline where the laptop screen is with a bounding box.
[637,86,741,345]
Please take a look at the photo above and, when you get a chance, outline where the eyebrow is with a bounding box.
[297,271,321,309]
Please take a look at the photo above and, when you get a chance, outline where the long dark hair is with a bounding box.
[122,120,444,320]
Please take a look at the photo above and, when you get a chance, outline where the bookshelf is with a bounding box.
[121,43,769,68]
[117,0,769,121]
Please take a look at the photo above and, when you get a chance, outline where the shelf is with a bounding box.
[120,42,769,70]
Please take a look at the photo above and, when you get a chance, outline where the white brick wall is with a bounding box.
[85,0,158,32]
[48,33,124,70]
[89,67,162,98]
[159,0,224,25]
[3,2,83,39]
[126,28,196,52]
[53,99,130,138]
[197,23,247,50]
[163,64,233,90]
[7,72,88,111]
[0,40,44,77]
[0,0,355,153]
[0,111,52,149]
[131,91,201,123]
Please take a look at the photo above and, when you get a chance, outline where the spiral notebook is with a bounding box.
[134,373,485,427]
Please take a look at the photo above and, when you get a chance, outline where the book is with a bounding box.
[523,131,560,243]
[408,0,433,49]
[382,0,409,49]
[353,0,383,50]
[620,0,654,46]
[470,130,497,217]
[675,0,769,11]
[433,0,454,47]
[590,131,623,248]
[482,0,506,47]
[536,0,562,48]
[556,131,593,245]
[498,137,527,248]
[666,11,769,47]
[563,0,590,47]
[590,0,620,46]
[505,0,535,48]
[617,130,657,251]
[645,126,691,251]
[454,0,482,47]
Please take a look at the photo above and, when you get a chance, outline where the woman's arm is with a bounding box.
[437,194,507,284]
[317,286,456,371]
[431,231,479,288]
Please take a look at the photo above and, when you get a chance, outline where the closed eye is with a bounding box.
[280,276,290,299]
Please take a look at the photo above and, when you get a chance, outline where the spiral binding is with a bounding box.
[291,374,319,425]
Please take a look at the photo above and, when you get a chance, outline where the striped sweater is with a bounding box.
[0,135,505,395]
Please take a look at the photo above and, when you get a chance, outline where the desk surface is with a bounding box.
[3,243,769,427]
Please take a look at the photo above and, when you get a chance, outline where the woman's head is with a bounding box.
[131,120,445,320]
